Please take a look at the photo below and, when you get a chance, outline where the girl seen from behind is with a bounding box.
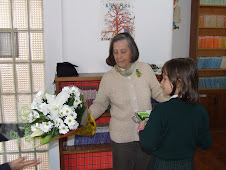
[138,57,212,170]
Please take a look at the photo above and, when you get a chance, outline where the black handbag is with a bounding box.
[56,62,79,77]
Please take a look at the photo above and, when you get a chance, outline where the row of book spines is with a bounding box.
[199,76,226,88]
[199,15,226,28]
[69,132,111,146]
[200,0,226,5]
[66,126,110,146]
[81,89,97,100]
[198,36,226,48]
[197,56,226,69]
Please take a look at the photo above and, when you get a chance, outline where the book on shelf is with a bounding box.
[200,0,226,5]
[66,126,111,146]
[221,56,226,68]
[197,56,226,69]
[199,36,226,48]
[200,15,225,28]
[80,89,98,107]
[199,76,226,89]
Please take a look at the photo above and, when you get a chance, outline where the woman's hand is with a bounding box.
[9,157,40,170]
[138,119,148,128]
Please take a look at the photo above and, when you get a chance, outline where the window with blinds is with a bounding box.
[0,0,49,169]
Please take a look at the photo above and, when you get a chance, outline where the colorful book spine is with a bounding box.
[213,36,219,48]
[225,16,226,27]
[199,36,205,48]
[66,126,111,146]
[199,76,226,89]
[207,36,213,48]
[197,56,223,69]
[200,16,204,27]
[216,15,224,27]
[220,56,226,68]
[199,36,226,48]
[200,15,226,28]
[200,0,226,5]
[219,37,225,48]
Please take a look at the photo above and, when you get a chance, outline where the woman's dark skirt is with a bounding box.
[148,154,194,170]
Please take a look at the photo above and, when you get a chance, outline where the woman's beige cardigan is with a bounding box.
[90,62,168,143]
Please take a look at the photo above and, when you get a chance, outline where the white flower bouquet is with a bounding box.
[29,86,96,145]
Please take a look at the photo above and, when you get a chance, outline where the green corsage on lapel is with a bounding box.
[136,69,142,77]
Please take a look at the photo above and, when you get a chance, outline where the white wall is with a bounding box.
[44,0,174,169]
[44,0,174,92]
[62,0,174,73]
[43,0,62,169]
[172,0,191,58]
[43,0,63,93]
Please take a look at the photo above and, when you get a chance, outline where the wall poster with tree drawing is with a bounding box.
[101,0,135,40]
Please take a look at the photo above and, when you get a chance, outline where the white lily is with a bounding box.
[33,90,45,105]
[39,103,49,115]
[30,128,44,137]
[45,91,70,120]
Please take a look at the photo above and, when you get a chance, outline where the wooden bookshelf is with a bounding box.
[198,69,226,76]
[55,73,104,94]
[197,48,226,56]
[199,5,226,15]
[190,0,226,129]
[55,73,112,170]
[63,143,112,154]
[199,28,226,36]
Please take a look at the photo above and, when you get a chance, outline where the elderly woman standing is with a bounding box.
[89,32,169,170]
